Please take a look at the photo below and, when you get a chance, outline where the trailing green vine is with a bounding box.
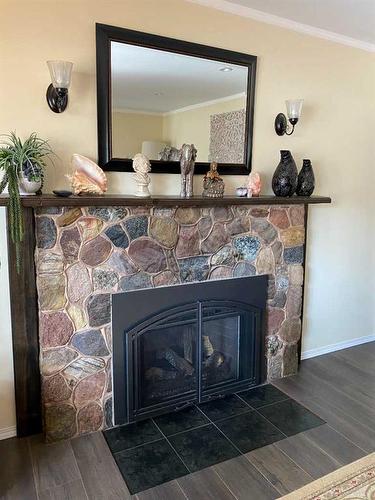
[0,132,54,272]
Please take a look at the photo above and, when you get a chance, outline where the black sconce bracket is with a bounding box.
[275,113,298,136]
[46,84,68,113]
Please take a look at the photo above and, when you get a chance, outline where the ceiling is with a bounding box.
[111,42,248,113]
[188,0,375,49]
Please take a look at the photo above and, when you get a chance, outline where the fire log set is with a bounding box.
[144,334,231,401]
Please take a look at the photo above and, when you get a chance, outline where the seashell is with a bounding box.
[68,154,108,195]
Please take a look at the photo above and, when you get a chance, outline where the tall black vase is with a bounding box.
[272,150,298,197]
[297,159,315,196]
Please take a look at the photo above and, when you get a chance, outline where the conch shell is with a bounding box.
[67,154,108,195]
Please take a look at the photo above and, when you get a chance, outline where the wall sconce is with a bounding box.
[275,99,303,136]
[46,60,73,113]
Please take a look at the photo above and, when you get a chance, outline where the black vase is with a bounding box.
[272,150,298,197]
[297,159,315,196]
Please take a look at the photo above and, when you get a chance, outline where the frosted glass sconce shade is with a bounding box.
[285,99,303,121]
[46,61,73,113]
[47,61,73,89]
[275,98,304,136]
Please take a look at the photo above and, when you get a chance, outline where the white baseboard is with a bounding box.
[0,425,17,440]
[301,334,375,360]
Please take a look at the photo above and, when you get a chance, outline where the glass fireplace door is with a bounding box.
[125,300,261,422]
[199,301,259,401]
[132,306,198,418]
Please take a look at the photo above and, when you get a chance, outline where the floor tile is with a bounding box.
[258,399,325,436]
[153,406,209,436]
[238,384,289,408]
[115,439,188,494]
[169,424,239,472]
[104,419,162,453]
[199,394,250,421]
[216,411,285,453]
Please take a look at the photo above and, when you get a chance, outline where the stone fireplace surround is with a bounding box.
[34,201,309,441]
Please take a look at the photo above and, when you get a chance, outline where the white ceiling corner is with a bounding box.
[186,0,375,52]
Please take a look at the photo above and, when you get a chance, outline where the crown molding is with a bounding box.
[114,92,246,117]
[186,0,375,53]
[164,92,246,116]
[113,108,164,116]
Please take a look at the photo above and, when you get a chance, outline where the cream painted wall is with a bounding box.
[112,111,164,158]
[112,96,245,161]
[1,0,374,434]
[162,96,246,161]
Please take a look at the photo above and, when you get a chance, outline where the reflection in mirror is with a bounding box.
[111,42,248,164]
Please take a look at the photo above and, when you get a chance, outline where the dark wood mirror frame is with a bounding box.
[96,23,257,175]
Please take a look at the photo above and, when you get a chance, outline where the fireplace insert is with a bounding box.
[112,276,267,425]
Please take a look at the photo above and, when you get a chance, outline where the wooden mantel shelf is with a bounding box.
[0,193,331,208]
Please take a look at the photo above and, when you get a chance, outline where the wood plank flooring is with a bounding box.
[1,342,374,500]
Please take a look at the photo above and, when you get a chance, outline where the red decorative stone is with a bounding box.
[176,225,200,258]
[80,236,112,267]
[198,217,212,239]
[269,208,290,229]
[40,312,74,348]
[250,208,269,218]
[267,308,285,335]
[175,208,201,225]
[209,266,232,279]
[201,223,229,253]
[128,238,167,273]
[60,227,82,263]
[73,371,106,407]
[212,207,233,221]
[43,374,72,403]
[77,402,103,434]
[278,318,301,343]
[153,270,179,287]
[226,217,250,236]
[289,206,305,226]
[286,286,303,317]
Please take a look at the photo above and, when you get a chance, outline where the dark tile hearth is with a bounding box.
[114,439,189,494]
[154,405,209,436]
[169,424,239,472]
[238,384,289,408]
[216,410,285,453]
[199,394,250,421]
[104,419,162,453]
[103,385,325,493]
[258,398,325,436]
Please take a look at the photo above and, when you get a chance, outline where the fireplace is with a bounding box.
[112,276,267,425]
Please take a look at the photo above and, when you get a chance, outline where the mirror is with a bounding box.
[96,24,257,174]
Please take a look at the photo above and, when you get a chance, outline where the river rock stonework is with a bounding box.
[35,204,305,441]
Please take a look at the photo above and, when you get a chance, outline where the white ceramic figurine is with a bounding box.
[132,153,151,197]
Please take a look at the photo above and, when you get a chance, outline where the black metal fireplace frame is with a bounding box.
[112,276,268,426]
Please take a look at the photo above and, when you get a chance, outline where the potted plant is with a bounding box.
[0,132,54,270]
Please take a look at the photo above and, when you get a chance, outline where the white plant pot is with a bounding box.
[19,174,42,195]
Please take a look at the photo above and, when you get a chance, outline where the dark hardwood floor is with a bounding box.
[1,342,374,500]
